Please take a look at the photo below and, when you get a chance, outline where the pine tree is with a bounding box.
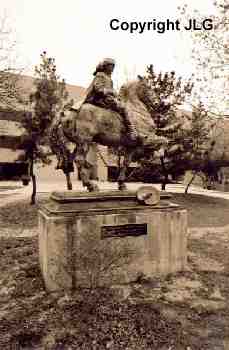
[142,65,194,189]
[21,51,73,204]
[182,102,215,193]
[29,51,73,136]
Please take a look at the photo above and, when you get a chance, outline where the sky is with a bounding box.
[1,0,216,89]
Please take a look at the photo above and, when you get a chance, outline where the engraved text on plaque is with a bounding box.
[101,223,147,239]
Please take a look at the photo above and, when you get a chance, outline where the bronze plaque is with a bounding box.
[101,223,147,239]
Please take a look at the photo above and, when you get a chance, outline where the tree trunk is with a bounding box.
[29,155,37,205]
[160,157,168,191]
[66,172,73,190]
[185,172,196,194]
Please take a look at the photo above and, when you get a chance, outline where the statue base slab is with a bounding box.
[38,190,187,291]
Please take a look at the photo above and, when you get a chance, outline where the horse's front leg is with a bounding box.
[117,153,132,191]
[74,143,99,192]
[65,172,73,190]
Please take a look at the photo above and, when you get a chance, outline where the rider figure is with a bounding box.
[84,58,139,143]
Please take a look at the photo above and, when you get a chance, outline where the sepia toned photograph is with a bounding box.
[0,0,228,349]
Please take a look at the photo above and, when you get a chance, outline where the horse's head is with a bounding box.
[119,80,139,104]
[119,76,157,113]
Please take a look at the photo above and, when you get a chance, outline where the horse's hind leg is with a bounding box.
[74,143,99,192]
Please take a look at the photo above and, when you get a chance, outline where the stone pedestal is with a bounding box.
[38,191,187,291]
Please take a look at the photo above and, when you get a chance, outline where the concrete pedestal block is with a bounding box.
[38,191,187,291]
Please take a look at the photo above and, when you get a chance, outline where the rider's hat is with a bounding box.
[102,58,115,66]
[93,58,115,75]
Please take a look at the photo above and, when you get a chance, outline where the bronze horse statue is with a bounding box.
[50,77,168,191]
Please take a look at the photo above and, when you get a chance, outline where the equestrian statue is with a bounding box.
[50,58,168,191]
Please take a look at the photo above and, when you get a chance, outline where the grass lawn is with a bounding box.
[0,193,229,349]
[1,192,229,230]
[171,193,229,227]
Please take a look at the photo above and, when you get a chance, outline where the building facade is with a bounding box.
[0,74,138,183]
[0,75,86,181]
[2,74,229,186]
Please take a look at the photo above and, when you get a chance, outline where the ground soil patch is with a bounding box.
[0,193,229,349]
